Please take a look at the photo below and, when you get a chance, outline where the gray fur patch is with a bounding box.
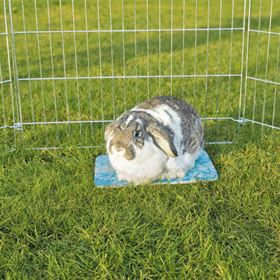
[135,96,203,154]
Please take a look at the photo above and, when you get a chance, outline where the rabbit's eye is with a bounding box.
[134,130,142,138]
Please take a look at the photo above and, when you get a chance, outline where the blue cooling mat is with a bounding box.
[94,150,218,187]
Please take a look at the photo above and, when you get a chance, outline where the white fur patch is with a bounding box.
[165,149,202,179]
[125,114,134,126]
[109,138,167,185]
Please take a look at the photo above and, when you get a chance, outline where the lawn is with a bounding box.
[1,0,280,279]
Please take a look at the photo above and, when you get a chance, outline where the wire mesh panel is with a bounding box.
[0,0,17,149]
[242,0,280,137]
[0,0,278,150]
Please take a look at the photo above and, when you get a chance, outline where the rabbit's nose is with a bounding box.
[114,142,123,151]
[116,147,123,152]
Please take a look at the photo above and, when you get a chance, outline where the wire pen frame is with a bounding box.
[0,0,279,150]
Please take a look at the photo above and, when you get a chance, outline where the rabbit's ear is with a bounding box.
[146,123,178,157]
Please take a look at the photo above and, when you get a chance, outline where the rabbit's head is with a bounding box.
[105,113,178,161]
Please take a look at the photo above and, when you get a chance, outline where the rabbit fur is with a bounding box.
[105,96,204,185]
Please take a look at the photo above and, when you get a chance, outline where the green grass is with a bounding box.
[1,0,280,278]
[1,133,280,279]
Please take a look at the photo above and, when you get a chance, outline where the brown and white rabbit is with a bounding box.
[105,96,204,185]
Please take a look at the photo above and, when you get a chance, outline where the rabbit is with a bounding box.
[105,96,204,185]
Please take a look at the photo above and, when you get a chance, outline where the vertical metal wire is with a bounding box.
[121,0,127,109]
[134,0,138,102]
[193,0,198,106]
[238,0,248,120]
[272,36,280,127]
[227,0,235,116]
[227,0,235,140]
[21,0,34,123]
[216,0,223,114]
[33,1,43,108]
[158,0,161,96]
[235,0,247,142]
[261,0,274,136]
[34,0,47,146]
[109,0,116,119]
[0,55,5,126]
[59,0,70,136]
[242,0,252,119]
[0,1,7,126]
[71,0,82,137]
[96,0,105,130]
[146,0,150,98]
[47,0,58,131]
[0,2,4,126]
[170,0,173,96]
[0,3,4,126]
[84,0,94,131]
[3,0,16,144]
[8,0,23,146]
[181,0,186,99]
[252,0,262,123]
[47,0,60,143]
[204,0,210,114]
[215,0,223,139]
